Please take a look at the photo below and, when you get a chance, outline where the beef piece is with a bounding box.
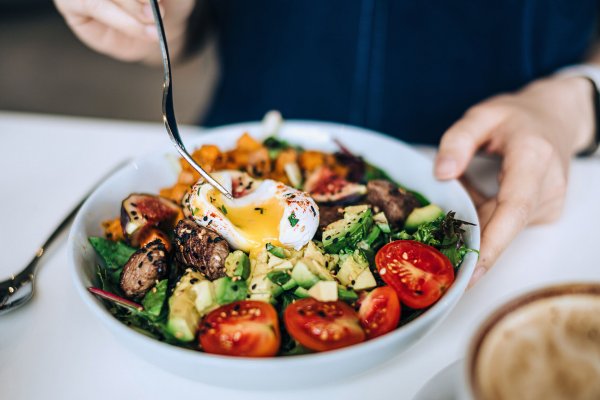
[120,240,169,299]
[366,180,419,227]
[173,219,229,280]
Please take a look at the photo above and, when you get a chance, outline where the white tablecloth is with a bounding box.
[1,112,598,399]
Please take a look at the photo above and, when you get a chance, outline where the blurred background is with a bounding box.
[0,1,218,124]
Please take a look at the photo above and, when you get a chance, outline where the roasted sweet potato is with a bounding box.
[102,217,124,241]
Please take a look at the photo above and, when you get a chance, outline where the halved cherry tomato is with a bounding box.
[357,286,401,339]
[284,298,365,352]
[199,301,280,357]
[375,240,454,309]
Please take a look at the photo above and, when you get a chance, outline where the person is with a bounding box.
[54,0,599,286]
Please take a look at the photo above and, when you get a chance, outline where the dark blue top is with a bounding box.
[201,0,598,144]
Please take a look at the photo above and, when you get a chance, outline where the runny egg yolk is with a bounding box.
[210,190,285,252]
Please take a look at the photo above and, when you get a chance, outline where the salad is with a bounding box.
[89,126,475,357]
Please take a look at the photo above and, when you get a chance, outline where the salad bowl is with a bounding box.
[68,120,480,389]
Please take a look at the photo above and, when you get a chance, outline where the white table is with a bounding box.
[1,112,599,400]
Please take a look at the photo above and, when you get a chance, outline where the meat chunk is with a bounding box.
[366,180,419,227]
[120,240,169,299]
[173,219,229,280]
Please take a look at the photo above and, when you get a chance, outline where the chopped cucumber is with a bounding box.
[266,242,286,258]
[294,287,310,298]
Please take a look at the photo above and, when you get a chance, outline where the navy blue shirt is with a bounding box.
[201,0,598,144]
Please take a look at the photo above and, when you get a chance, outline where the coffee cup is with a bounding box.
[457,282,600,400]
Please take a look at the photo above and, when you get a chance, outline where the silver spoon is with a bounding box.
[0,159,131,315]
[149,0,233,200]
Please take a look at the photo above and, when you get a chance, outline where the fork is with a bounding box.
[0,159,130,315]
[148,0,233,200]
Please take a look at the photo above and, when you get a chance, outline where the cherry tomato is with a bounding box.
[284,298,365,352]
[199,301,280,357]
[357,286,401,339]
[375,240,454,309]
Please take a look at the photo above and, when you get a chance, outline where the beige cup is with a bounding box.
[458,283,600,400]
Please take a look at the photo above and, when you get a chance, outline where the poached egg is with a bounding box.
[185,170,319,253]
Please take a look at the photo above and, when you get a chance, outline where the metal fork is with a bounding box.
[149,0,232,199]
[0,159,131,315]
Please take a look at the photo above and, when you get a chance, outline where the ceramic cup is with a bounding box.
[457,282,600,400]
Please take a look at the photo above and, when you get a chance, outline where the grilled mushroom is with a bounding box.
[366,180,419,227]
[119,240,169,299]
[173,219,229,280]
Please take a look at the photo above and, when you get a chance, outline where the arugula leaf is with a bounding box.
[393,211,477,268]
[141,280,168,320]
[89,237,136,269]
[89,237,136,284]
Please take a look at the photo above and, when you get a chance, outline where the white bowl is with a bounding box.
[68,121,480,389]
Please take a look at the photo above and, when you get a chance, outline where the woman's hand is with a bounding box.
[54,0,195,62]
[435,76,595,286]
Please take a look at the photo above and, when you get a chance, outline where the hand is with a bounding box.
[54,0,195,62]
[434,76,595,286]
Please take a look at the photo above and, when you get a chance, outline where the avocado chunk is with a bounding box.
[336,251,377,291]
[214,276,248,305]
[302,242,335,280]
[166,270,204,342]
[291,260,320,289]
[353,269,377,291]
[225,250,250,280]
[267,254,294,271]
[248,249,280,302]
[308,281,338,302]
[191,280,217,315]
[322,205,373,254]
[404,204,444,232]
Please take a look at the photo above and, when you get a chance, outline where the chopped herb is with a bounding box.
[254,207,264,214]
[220,205,228,215]
[192,207,200,216]
[288,212,299,227]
